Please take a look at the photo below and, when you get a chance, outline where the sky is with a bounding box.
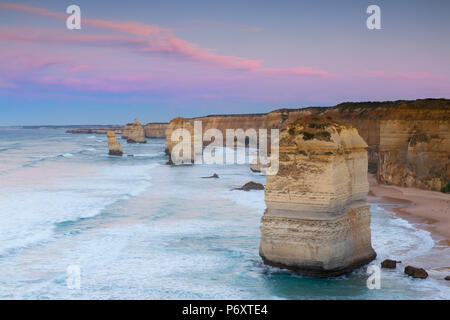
[0,0,449,125]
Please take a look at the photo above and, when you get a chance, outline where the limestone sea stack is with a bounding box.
[259,116,376,276]
[122,119,147,143]
[107,131,123,156]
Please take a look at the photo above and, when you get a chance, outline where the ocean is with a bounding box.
[0,129,448,299]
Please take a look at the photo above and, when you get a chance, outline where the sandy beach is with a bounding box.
[368,174,450,282]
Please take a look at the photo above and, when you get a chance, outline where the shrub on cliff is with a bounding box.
[441,182,450,194]
[302,132,315,140]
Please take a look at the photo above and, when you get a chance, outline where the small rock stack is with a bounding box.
[107,130,123,156]
[122,119,147,143]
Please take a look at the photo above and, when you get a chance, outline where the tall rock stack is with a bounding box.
[259,116,376,276]
[122,119,147,143]
[107,131,123,156]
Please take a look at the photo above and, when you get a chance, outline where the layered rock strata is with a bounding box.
[259,117,376,276]
[144,123,168,138]
[376,104,450,191]
[122,119,147,143]
[107,131,123,156]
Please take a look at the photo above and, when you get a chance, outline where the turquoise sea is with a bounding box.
[0,129,448,299]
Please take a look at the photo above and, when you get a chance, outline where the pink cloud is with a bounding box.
[0,27,262,70]
[0,2,167,37]
[0,2,260,70]
[0,79,15,89]
[0,51,73,79]
[64,65,92,73]
[145,37,262,69]
[34,75,151,93]
[2,2,446,102]
[256,67,333,78]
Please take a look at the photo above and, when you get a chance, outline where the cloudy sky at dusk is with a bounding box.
[0,0,449,125]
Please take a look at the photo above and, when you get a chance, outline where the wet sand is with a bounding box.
[368,174,450,282]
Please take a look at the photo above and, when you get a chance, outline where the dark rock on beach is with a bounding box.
[233,181,265,191]
[381,259,401,269]
[108,150,123,156]
[250,162,261,173]
[404,266,428,279]
[202,173,219,179]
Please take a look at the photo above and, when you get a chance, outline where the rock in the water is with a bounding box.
[122,119,147,143]
[234,181,264,191]
[445,276,450,281]
[250,158,269,174]
[259,117,376,277]
[381,259,401,269]
[202,173,219,179]
[107,131,123,156]
[405,266,428,279]
[250,162,261,173]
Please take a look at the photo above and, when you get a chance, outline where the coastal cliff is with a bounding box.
[122,119,147,143]
[164,99,450,191]
[144,123,168,138]
[259,117,376,276]
[375,102,450,191]
[66,123,168,138]
[66,127,122,134]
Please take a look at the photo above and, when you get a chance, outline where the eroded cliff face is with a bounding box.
[164,99,450,191]
[376,103,450,191]
[122,119,147,143]
[144,123,168,138]
[107,131,123,156]
[259,117,376,276]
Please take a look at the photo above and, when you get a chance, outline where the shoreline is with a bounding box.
[367,174,450,282]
